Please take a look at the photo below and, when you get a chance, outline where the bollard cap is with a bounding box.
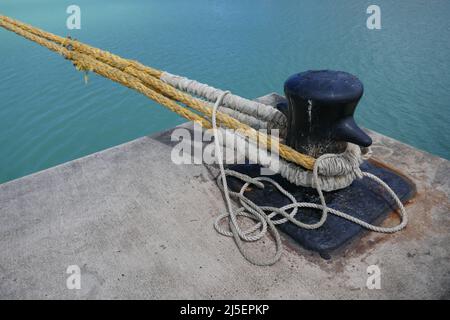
[284,70,364,103]
[283,70,372,150]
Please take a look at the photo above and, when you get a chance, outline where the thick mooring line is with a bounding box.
[0,15,316,170]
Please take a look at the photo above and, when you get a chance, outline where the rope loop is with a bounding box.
[210,92,408,266]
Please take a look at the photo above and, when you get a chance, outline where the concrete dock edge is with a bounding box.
[0,94,449,299]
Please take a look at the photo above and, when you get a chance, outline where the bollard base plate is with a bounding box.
[226,160,415,259]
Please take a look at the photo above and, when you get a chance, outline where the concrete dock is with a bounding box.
[0,94,449,299]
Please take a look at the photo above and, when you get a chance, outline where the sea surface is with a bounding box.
[1,0,449,183]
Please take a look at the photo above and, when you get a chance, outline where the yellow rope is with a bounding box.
[0,19,210,128]
[0,16,163,78]
[0,15,316,170]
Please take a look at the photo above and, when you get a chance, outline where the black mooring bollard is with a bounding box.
[279,70,372,157]
[228,70,415,258]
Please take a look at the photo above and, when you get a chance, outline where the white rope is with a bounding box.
[161,71,287,130]
[211,92,408,266]
[211,91,283,266]
[210,105,271,131]
[216,128,367,191]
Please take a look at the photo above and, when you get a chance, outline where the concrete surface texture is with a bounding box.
[0,94,449,299]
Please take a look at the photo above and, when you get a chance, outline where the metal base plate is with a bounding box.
[226,161,416,258]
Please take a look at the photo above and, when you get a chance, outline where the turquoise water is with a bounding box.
[1,0,449,183]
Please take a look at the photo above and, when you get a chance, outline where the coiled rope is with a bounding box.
[211,92,408,266]
[215,127,372,191]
